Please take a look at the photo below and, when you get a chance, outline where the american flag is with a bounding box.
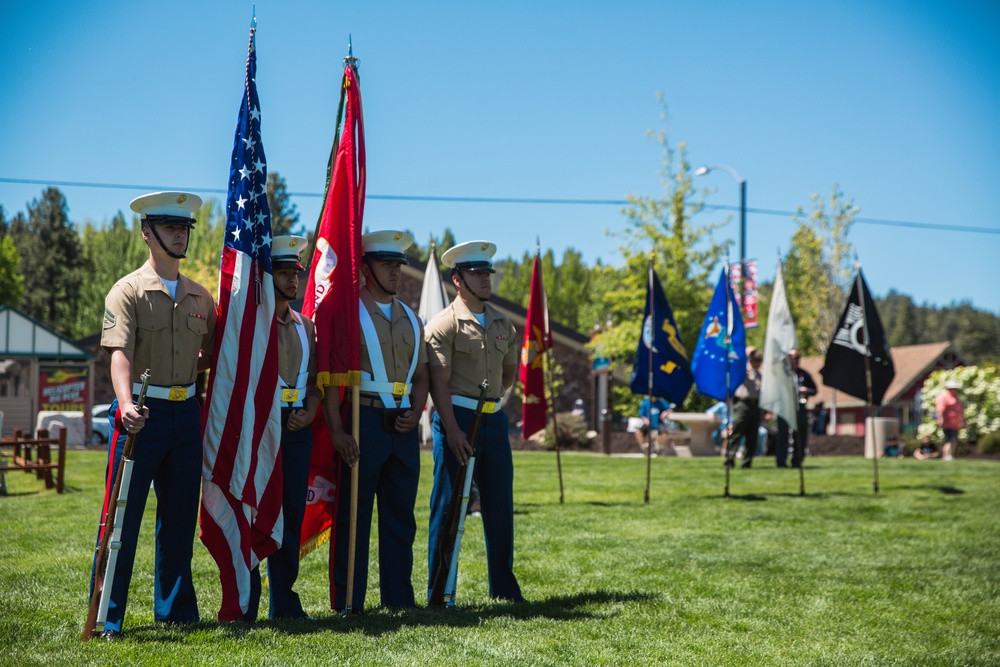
[199,24,284,622]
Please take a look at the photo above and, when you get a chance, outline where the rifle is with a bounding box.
[82,370,150,640]
[428,380,488,607]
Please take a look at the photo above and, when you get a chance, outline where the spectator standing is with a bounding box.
[935,380,965,461]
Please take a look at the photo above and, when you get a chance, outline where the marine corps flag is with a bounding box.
[299,55,366,563]
[629,262,693,405]
[820,269,895,405]
[519,251,550,439]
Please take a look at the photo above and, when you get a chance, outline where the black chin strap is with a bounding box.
[275,286,298,302]
[457,270,489,302]
[364,259,398,296]
[146,222,187,260]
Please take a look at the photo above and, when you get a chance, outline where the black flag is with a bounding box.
[820,270,895,404]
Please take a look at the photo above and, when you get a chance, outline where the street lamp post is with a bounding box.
[695,164,746,309]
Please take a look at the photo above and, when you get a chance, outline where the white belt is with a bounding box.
[360,379,410,397]
[451,394,503,414]
[134,382,196,401]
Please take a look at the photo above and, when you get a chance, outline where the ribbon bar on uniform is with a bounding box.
[451,394,503,414]
[133,382,196,401]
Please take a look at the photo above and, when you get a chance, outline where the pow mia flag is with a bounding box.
[820,270,895,405]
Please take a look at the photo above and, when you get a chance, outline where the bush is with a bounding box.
[543,412,592,450]
[978,431,1000,455]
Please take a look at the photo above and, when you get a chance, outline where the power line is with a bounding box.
[2,176,997,236]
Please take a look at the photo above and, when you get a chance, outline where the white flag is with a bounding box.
[759,263,799,430]
[418,245,450,442]
[419,245,449,324]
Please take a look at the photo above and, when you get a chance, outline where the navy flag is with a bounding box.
[629,264,693,406]
[691,267,747,401]
[820,270,895,405]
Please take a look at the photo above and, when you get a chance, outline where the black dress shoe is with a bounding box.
[741,461,752,469]
[100,629,122,641]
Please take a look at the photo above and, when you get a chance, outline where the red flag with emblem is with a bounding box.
[298,60,365,565]
[519,251,550,439]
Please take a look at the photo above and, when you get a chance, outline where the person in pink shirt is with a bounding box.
[935,380,965,461]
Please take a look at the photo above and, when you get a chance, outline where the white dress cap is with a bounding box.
[441,240,497,272]
[129,191,202,220]
[362,230,414,263]
[272,235,308,269]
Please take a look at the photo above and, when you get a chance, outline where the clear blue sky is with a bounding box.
[2,0,998,315]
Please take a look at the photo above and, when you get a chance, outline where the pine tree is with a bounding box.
[10,188,86,334]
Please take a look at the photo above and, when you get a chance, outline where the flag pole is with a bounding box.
[538,238,565,505]
[644,252,655,505]
[304,40,354,271]
[855,262,879,496]
[343,36,362,616]
[723,258,733,498]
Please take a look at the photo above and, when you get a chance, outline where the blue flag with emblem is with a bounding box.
[629,264,693,405]
[692,267,747,401]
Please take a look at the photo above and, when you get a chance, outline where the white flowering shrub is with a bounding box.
[920,366,1000,445]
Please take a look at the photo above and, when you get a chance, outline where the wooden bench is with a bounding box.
[0,428,67,494]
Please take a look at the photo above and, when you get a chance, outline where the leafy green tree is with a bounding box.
[782,185,857,356]
[178,198,227,298]
[591,98,727,414]
[877,290,924,348]
[0,206,25,307]
[495,246,594,332]
[265,171,301,236]
[70,212,149,338]
[9,188,86,334]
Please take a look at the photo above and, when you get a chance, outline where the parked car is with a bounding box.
[91,404,113,445]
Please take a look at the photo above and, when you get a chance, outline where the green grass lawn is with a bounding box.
[1,450,998,666]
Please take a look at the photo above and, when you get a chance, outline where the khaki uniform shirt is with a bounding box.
[276,308,317,390]
[360,287,427,384]
[101,261,216,386]
[424,296,517,399]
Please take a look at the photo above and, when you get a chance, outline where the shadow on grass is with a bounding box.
[123,590,660,641]
[0,489,41,497]
[896,484,965,495]
[721,493,767,502]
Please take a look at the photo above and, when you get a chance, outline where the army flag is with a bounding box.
[199,25,284,621]
[691,267,747,401]
[758,263,799,428]
[299,58,366,564]
[820,270,895,405]
[519,251,551,438]
[629,262,693,406]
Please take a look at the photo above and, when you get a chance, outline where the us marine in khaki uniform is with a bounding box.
[90,191,216,639]
[424,240,524,604]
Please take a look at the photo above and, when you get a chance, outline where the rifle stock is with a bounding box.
[428,380,489,607]
[82,370,150,640]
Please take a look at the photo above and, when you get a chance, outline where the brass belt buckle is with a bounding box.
[168,386,188,401]
[483,400,497,414]
[392,382,407,396]
[282,388,300,403]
